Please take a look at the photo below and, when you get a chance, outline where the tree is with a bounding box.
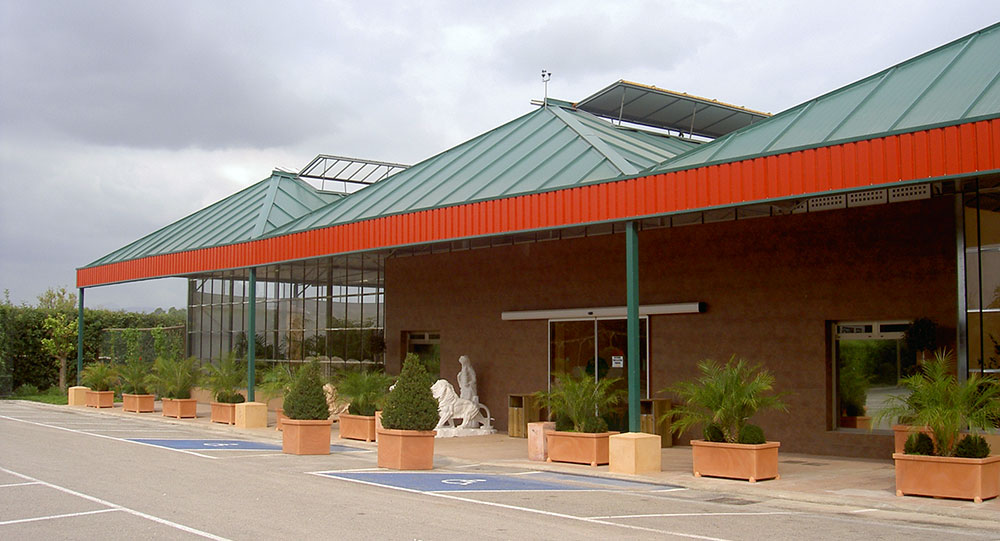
[37,286,77,312]
[41,313,77,391]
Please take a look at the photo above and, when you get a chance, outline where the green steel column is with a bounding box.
[626,221,640,433]
[77,288,85,386]
[247,268,256,402]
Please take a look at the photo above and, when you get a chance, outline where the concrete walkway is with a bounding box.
[71,401,1000,525]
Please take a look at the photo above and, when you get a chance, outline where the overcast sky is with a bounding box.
[2,1,998,311]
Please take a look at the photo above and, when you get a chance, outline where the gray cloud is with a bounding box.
[2,0,999,310]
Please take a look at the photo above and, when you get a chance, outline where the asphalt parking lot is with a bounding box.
[3,400,999,540]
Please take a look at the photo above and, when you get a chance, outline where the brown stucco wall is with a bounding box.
[384,196,957,458]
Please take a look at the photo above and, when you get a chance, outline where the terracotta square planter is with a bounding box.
[282,418,333,455]
[85,390,114,408]
[690,440,780,482]
[893,453,1000,503]
[122,393,155,413]
[162,398,198,419]
[339,413,377,442]
[211,402,237,425]
[275,408,287,431]
[376,428,436,470]
[546,431,616,467]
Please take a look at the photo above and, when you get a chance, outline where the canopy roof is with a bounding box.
[268,102,698,235]
[653,22,1000,174]
[86,171,343,267]
[78,23,1000,286]
[575,80,770,139]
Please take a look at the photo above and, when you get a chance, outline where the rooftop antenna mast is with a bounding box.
[541,70,551,106]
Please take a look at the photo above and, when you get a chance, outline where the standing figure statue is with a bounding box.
[457,355,478,404]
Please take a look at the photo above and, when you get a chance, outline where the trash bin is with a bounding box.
[640,398,672,447]
[508,394,541,438]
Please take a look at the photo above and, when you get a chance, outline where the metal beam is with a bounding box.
[247,268,256,401]
[77,288,84,386]
[626,221,640,432]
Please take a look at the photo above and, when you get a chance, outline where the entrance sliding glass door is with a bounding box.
[548,318,648,431]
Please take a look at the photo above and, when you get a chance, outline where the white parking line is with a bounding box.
[588,511,801,519]
[0,415,218,459]
[310,471,735,541]
[0,481,42,488]
[0,467,230,540]
[0,508,119,526]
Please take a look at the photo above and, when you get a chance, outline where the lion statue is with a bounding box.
[430,379,492,430]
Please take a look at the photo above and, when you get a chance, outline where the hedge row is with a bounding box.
[0,304,185,391]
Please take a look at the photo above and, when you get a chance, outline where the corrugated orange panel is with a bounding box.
[984,118,1000,169]
[776,154,790,197]
[927,128,944,177]
[912,131,929,178]
[801,149,815,193]
[696,166,709,207]
[885,135,900,182]
[899,133,914,180]
[680,170,691,208]
[641,175,654,215]
[943,125,960,175]
[859,140,873,186]
[958,123,977,175]
[726,162,741,203]
[842,142,858,188]
[746,159,761,200]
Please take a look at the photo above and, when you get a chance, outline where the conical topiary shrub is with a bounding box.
[281,361,333,455]
[282,362,329,421]
[381,354,438,431]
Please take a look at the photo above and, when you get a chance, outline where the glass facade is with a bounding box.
[186,254,384,374]
[965,185,1000,377]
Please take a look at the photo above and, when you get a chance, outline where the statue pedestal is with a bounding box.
[435,427,496,438]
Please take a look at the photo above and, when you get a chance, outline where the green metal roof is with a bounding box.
[270,103,699,235]
[649,22,1000,174]
[85,171,343,267]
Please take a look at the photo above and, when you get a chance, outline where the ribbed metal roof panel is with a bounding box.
[653,22,1000,174]
[84,172,341,267]
[271,104,699,236]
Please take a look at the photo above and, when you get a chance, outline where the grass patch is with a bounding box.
[2,385,68,405]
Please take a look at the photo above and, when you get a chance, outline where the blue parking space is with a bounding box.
[128,439,366,453]
[130,439,281,450]
[319,471,608,492]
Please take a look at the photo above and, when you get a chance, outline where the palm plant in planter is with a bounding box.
[150,356,200,419]
[334,368,394,442]
[259,362,294,430]
[281,362,332,455]
[535,371,625,467]
[666,356,787,482]
[203,354,247,425]
[119,359,154,413]
[81,361,118,408]
[378,354,439,470]
[874,349,1000,502]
